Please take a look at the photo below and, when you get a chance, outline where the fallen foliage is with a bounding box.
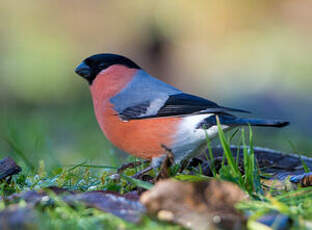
[141,179,247,230]
[0,157,21,180]
[64,190,145,223]
[0,144,312,229]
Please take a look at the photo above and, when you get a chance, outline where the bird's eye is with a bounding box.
[98,63,107,69]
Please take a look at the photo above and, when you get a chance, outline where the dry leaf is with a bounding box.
[141,179,247,230]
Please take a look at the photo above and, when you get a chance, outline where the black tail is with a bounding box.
[225,118,289,128]
[197,114,289,129]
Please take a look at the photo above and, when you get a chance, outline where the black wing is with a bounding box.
[119,93,250,120]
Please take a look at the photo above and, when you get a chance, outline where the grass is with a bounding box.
[210,119,312,229]
[0,107,312,229]
[0,161,181,229]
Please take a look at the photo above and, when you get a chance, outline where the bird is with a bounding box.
[75,53,289,168]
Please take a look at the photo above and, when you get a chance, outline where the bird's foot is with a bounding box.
[154,145,175,181]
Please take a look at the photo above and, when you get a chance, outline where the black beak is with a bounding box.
[75,62,91,78]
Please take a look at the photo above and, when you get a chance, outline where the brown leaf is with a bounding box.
[140,179,247,230]
[64,190,145,223]
[290,172,312,187]
[193,146,312,182]
[0,206,37,230]
[3,188,145,223]
[0,157,21,180]
[4,186,73,206]
[7,190,46,206]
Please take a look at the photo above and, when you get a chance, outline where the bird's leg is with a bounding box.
[132,165,153,179]
[128,145,176,180]
[118,159,153,179]
[155,144,175,181]
[178,159,189,173]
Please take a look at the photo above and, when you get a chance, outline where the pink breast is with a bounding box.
[90,65,181,159]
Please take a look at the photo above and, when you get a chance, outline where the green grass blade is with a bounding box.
[229,128,240,143]
[235,136,242,166]
[1,135,35,171]
[66,162,118,176]
[68,161,88,172]
[248,125,262,195]
[174,174,210,182]
[300,158,310,173]
[241,128,249,184]
[288,139,310,172]
[247,126,255,192]
[216,116,242,185]
[120,174,153,190]
[204,129,216,177]
[76,164,118,170]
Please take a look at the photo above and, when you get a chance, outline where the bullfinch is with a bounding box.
[75,53,289,167]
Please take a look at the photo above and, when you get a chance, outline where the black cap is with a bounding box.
[75,53,141,84]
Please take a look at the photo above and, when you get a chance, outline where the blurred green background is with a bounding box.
[1,0,311,170]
